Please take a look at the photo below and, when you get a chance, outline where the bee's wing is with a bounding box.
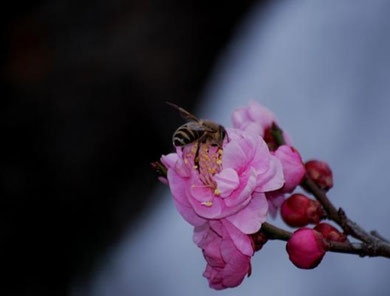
[166,101,200,122]
[184,122,215,133]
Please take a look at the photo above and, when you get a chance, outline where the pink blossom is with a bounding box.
[273,145,305,193]
[232,101,277,138]
[232,102,305,216]
[266,145,305,216]
[161,128,283,234]
[193,220,252,290]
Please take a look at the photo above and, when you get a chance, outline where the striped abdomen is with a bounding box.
[172,122,205,147]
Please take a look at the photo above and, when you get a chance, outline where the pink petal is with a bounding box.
[274,145,305,193]
[214,168,240,198]
[189,175,215,203]
[220,239,251,288]
[226,192,268,234]
[224,167,257,208]
[247,101,277,129]
[231,108,250,129]
[222,137,248,172]
[188,192,223,219]
[250,136,271,174]
[203,265,224,290]
[222,130,258,173]
[243,122,264,136]
[158,176,168,185]
[193,223,213,248]
[204,239,225,268]
[167,169,205,226]
[266,191,285,218]
[256,155,284,192]
[221,220,253,256]
[160,153,179,169]
[209,220,223,236]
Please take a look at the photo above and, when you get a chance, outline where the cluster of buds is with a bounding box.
[280,159,347,269]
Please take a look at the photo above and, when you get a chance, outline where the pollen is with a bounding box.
[214,189,221,195]
[193,165,198,169]
[216,159,222,165]
[201,201,213,207]
[218,149,223,155]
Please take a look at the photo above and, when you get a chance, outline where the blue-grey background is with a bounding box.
[77,1,390,295]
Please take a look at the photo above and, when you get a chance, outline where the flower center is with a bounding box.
[184,143,223,193]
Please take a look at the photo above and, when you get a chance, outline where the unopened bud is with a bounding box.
[314,223,347,242]
[151,161,168,184]
[263,123,284,151]
[305,160,333,191]
[251,232,268,251]
[286,228,328,269]
[281,194,325,227]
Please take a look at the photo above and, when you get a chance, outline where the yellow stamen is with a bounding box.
[216,159,222,165]
[201,201,213,207]
[214,189,221,195]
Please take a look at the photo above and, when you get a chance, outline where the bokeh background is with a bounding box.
[3,1,390,295]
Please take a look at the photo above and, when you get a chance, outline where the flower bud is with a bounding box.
[263,123,284,151]
[286,228,328,269]
[314,223,347,242]
[305,160,333,191]
[281,194,325,227]
[251,232,268,251]
[151,161,168,184]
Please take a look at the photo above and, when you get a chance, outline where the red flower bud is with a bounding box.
[305,160,333,191]
[286,228,328,269]
[281,194,325,227]
[314,223,347,242]
[251,232,268,251]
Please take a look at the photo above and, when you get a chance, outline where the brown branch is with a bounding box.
[301,176,383,245]
[260,222,390,259]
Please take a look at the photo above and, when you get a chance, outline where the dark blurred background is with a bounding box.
[1,1,272,295]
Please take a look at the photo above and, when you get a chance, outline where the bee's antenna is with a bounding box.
[165,101,199,122]
[165,101,181,111]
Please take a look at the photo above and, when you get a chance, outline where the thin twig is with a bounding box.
[371,231,390,243]
[301,176,380,244]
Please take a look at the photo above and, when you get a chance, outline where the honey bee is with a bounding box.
[167,102,227,164]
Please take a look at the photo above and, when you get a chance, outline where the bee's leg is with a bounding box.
[194,141,201,171]
[222,126,229,143]
[194,135,208,172]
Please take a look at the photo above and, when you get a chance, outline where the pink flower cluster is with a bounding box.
[160,102,305,289]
